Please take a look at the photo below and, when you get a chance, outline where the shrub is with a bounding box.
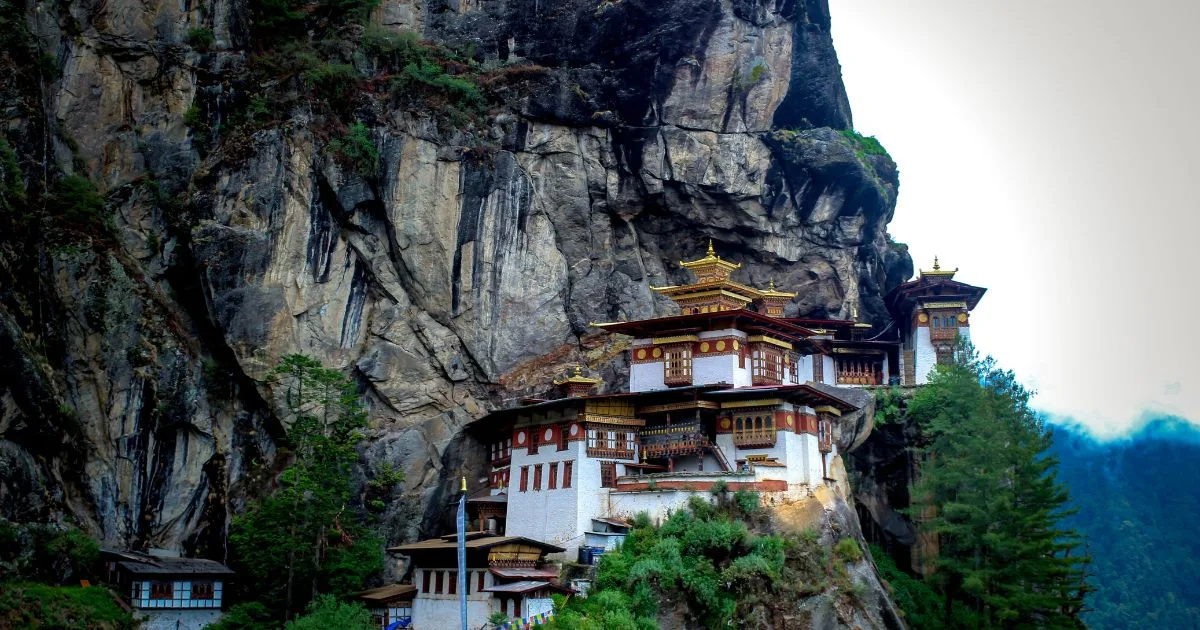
[303,62,361,101]
[834,537,863,563]
[47,175,107,227]
[0,583,135,629]
[328,121,380,177]
[285,595,375,630]
[185,27,216,50]
[839,129,890,158]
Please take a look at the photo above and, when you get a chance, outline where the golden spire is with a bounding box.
[768,278,776,291]
[707,239,715,257]
[461,476,467,492]
[850,302,859,320]
[553,365,602,385]
[921,255,957,277]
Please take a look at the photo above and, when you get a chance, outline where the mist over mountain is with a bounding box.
[1049,417,1200,628]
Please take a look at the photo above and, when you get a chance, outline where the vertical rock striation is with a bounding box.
[0,0,912,575]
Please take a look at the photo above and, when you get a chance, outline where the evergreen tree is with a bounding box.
[908,340,1090,628]
[227,355,398,621]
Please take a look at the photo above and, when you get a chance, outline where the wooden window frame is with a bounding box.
[663,343,693,386]
[563,461,573,488]
[533,464,542,491]
[600,461,617,488]
[435,571,444,594]
[557,424,570,451]
[519,466,529,492]
[191,582,214,600]
[150,581,173,600]
[422,570,431,593]
[448,571,457,595]
[477,571,486,594]
[548,462,558,490]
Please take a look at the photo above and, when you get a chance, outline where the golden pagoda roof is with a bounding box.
[920,255,957,278]
[757,278,797,299]
[553,365,602,386]
[679,240,742,273]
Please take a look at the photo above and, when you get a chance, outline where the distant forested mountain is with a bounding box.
[1050,418,1200,628]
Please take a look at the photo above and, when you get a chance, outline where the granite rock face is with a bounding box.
[0,0,911,570]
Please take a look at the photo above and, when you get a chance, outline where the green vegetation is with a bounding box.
[45,175,109,230]
[329,121,380,177]
[868,544,945,629]
[186,27,216,50]
[1050,419,1200,628]
[872,386,907,425]
[549,492,867,629]
[0,521,99,584]
[285,594,376,629]
[227,355,400,622]
[906,339,1090,628]
[833,537,863,563]
[0,583,136,629]
[839,129,890,159]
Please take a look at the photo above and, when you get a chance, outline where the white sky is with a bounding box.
[829,0,1200,436]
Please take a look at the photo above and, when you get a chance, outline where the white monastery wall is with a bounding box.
[630,361,666,391]
[414,596,491,630]
[915,326,936,385]
[797,355,815,382]
[821,355,836,385]
[136,610,223,630]
[693,354,738,386]
[506,439,585,551]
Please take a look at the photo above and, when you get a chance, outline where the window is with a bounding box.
[191,582,214,600]
[490,438,511,463]
[435,571,444,594]
[812,354,824,382]
[150,582,173,599]
[558,425,570,451]
[751,345,783,385]
[663,344,693,386]
[548,462,558,490]
[563,461,573,488]
[477,571,486,594]
[422,570,431,594]
[600,461,617,488]
[519,466,529,492]
[448,571,457,595]
[528,429,539,455]
[533,464,543,491]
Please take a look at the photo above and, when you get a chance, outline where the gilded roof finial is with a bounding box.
[850,302,859,321]
[574,365,583,377]
[932,256,940,271]
[707,239,715,257]
[461,476,467,492]
[768,278,776,291]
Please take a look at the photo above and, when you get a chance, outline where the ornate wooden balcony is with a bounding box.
[639,423,704,459]
[732,428,776,448]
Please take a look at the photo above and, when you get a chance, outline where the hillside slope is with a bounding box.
[1050,419,1200,628]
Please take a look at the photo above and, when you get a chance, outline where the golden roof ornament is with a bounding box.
[706,239,715,257]
[553,365,602,385]
[921,254,957,277]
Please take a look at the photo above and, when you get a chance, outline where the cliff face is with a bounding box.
[0,0,911,574]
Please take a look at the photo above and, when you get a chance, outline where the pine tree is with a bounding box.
[908,340,1091,628]
[226,355,399,621]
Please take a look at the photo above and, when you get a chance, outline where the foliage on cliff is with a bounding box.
[0,583,136,629]
[1050,418,1200,628]
[224,355,399,622]
[547,491,877,629]
[0,523,134,629]
[906,341,1090,628]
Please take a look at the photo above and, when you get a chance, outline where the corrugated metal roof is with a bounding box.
[355,584,416,603]
[388,535,565,554]
[489,568,560,579]
[483,581,551,594]
[116,558,234,576]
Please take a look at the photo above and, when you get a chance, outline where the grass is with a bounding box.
[186,27,216,50]
[834,537,864,563]
[0,583,136,629]
[839,129,890,159]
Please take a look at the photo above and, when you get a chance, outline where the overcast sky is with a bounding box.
[828,0,1200,436]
